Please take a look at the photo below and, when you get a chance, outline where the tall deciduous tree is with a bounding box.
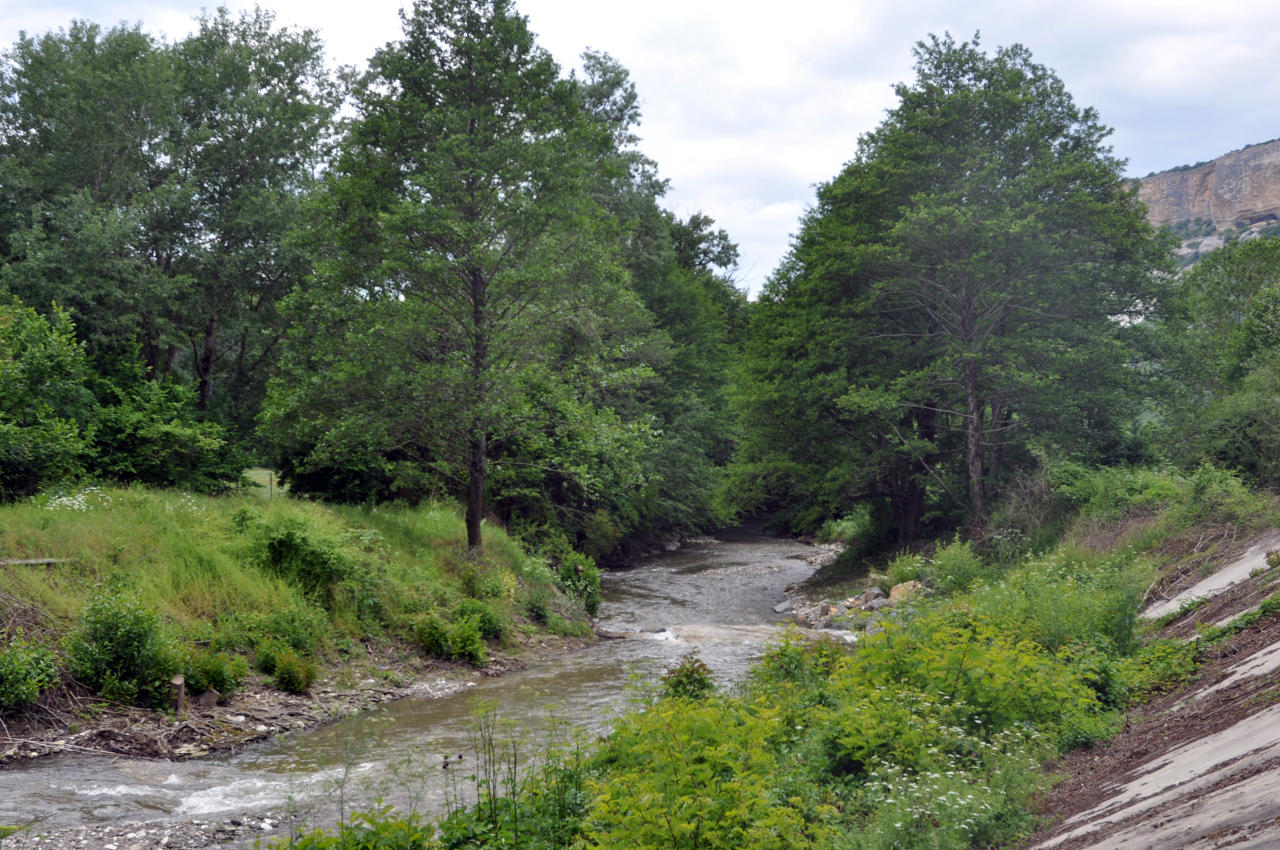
[0,11,336,441]
[266,0,628,550]
[736,34,1169,541]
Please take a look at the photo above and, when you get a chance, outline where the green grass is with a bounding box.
[0,484,587,705]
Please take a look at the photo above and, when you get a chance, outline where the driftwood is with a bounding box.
[0,558,75,566]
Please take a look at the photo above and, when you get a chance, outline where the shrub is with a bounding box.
[65,590,180,708]
[556,552,601,617]
[930,539,986,595]
[884,552,927,587]
[0,632,58,711]
[413,613,488,666]
[836,611,1110,751]
[1116,638,1201,704]
[455,597,507,641]
[524,590,551,624]
[661,651,715,700]
[183,647,248,697]
[448,615,487,666]
[273,649,318,694]
[254,637,287,675]
[583,698,823,850]
[413,614,451,658]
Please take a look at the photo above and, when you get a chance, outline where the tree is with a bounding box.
[735,34,1169,541]
[266,0,628,550]
[0,11,337,443]
[0,302,94,499]
[1157,237,1280,483]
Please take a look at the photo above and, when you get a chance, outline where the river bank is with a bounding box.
[2,530,819,849]
[1,631,596,765]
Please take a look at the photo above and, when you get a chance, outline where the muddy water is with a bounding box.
[0,528,816,831]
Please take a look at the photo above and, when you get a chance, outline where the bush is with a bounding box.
[413,612,488,666]
[0,632,58,711]
[254,637,287,675]
[273,649,318,694]
[930,539,985,595]
[448,615,487,666]
[661,651,715,700]
[556,552,601,617]
[65,590,180,708]
[884,552,927,587]
[455,597,507,641]
[183,647,248,697]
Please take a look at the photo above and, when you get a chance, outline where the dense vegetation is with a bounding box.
[0,1,743,559]
[279,462,1277,849]
[6,1,1280,847]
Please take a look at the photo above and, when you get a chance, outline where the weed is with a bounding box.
[0,632,58,711]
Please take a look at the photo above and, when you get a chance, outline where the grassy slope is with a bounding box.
[0,483,592,709]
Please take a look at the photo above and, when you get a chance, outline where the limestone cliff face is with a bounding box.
[1137,139,1280,230]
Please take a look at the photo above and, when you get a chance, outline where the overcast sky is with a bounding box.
[3,0,1278,293]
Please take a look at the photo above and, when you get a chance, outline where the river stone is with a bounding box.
[773,599,793,613]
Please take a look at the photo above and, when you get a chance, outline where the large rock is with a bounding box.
[889,580,923,604]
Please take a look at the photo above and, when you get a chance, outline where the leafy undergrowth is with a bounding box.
[273,463,1279,849]
[0,485,598,714]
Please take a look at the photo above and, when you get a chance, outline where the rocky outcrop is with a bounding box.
[1137,139,1280,231]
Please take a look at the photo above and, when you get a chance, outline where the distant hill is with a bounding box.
[1136,139,1280,265]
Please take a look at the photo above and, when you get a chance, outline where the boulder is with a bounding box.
[889,580,923,604]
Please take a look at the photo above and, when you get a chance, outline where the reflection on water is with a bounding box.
[0,529,816,830]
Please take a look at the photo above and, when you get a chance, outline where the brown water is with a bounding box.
[0,528,817,830]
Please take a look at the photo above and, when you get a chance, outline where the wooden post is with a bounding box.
[170,674,186,715]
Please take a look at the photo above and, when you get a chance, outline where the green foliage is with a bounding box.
[660,651,715,700]
[454,598,507,642]
[413,613,487,667]
[182,647,247,697]
[556,552,602,617]
[731,33,1170,545]
[884,552,927,586]
[65,588,180,707]
[583,697,826,849]
[837,611,1112,750]
[1048,462,1185,519]
[973,547,1151,655]
[844,737,1049,849]
[1115,638,1200,704]
[280,806,436,849]
[273,649,318,694]
[0,302,93,500]
[90,377,242,493]
[0,631,58,711]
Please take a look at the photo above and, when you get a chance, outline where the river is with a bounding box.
[0,527,818,839]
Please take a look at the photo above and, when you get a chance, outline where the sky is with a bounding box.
[2,0,1278,294]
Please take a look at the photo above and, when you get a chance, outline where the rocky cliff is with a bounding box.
[1137,138,1280,231]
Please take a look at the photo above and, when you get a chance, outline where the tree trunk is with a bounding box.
[465,430,486,551]
[196,315,217,411]
[963,356,985,536]
[465,266,488,553]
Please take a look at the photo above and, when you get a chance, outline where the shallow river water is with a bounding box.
[0,527,817,833]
